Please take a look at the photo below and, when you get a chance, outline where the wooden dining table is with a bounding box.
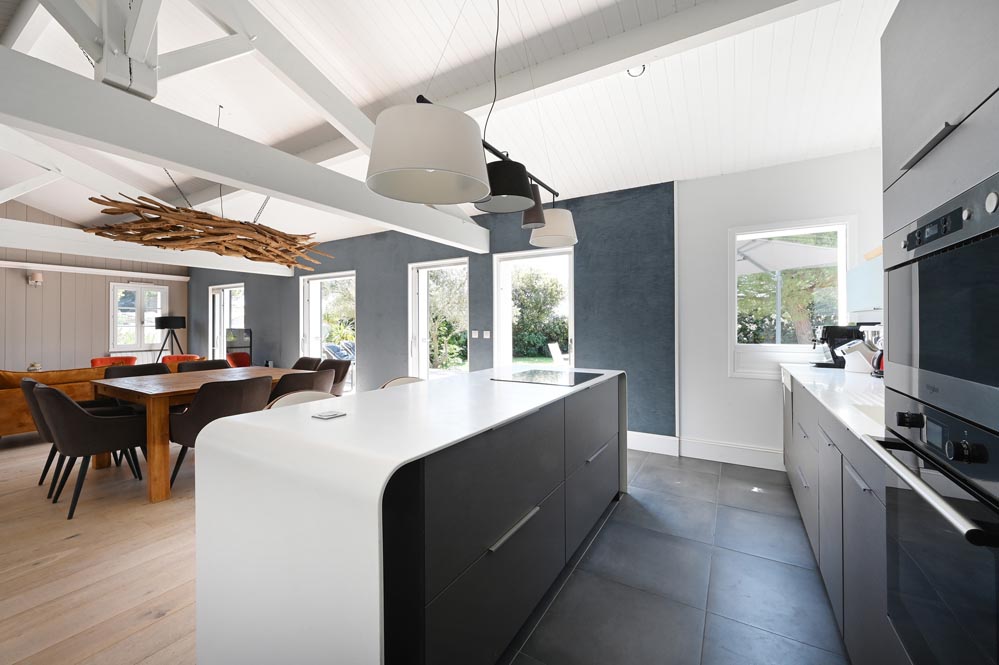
[92,366,308,503]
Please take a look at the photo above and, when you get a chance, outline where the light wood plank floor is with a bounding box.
[0,433,196,665]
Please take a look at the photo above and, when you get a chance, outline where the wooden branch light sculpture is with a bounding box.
[85,194,333,270]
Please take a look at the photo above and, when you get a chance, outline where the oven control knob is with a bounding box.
[945,439,990,464]
[987,192,999,214]
[896,412,925,428]
[962,207,972,221]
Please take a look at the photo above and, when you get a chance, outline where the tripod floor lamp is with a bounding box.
[155,316,186,362]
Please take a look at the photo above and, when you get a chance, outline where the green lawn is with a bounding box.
[512,356,556,365]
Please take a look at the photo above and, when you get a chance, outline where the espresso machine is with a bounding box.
[811,325,865,368]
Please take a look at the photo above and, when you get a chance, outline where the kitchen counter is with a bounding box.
[780,363,885,439]
[195,368,627,665]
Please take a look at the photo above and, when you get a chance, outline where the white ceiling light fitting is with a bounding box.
[530,198,577,248]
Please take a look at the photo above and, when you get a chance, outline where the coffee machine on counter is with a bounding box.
[811,325,865,368]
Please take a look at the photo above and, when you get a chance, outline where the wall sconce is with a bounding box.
[27,271,43,288]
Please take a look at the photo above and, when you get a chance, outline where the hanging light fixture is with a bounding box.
[474,159,534,213]
[530,207,577,248]
[521,183,546,229]
[366,103,490,204]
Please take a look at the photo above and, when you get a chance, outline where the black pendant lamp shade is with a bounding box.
[474,160,535,213]
[521,183,546,229]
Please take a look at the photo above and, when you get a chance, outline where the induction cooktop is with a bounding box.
[491,369,603,387]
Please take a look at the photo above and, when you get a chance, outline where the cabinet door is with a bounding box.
[881,0,999,191]
[782,383,793,469]
[816,424,843,631]
[565,378,618,476]
[788,437,819,561]
[565,434,619,558]
[842,461,911,665]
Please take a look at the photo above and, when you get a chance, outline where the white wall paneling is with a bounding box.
[675,149,883,468]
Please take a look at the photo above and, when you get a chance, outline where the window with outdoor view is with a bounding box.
[110,283,170,351]
[735,225,846,345]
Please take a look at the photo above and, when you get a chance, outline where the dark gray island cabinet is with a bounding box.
[383,376,621,665]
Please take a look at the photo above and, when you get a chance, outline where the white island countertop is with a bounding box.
[195,367,626,665]
[781,363,885,439]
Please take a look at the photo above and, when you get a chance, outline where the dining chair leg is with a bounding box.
[121,447,138,480]
[67,456,90,520]
[53,457,77,503]
[112,450,122,467]
[129,448,143,481]
[38,444,58,486]
[47,454,65,499]
[170,446,189,488]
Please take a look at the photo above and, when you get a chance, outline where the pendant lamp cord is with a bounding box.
[512,0,554,186]
[426,0,469,98]
[216,105,224,218]
[482,0,501,144]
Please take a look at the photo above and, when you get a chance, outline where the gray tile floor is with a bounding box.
[510,451,847,665]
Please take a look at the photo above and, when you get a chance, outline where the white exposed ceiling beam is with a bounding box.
[124,0,162,60]
[0,170,62,204]
[0,125,156,202]
[0,218,294,276]
[36,0,102,62]
[157,33,254,80]
[0,0,47,51]
[188,0,374,153]
[0,47,489,253]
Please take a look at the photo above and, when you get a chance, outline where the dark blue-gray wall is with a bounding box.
[188,182,675,435]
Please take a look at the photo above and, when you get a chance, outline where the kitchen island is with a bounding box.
[195,368,627,665]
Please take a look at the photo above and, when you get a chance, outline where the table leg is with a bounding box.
[145,397,171,503]
[93,453,111,469]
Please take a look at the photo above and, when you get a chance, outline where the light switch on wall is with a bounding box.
[483,330,491,339]
[471,330,479,338]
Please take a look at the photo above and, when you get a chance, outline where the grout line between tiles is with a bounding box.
[704,610,848,660]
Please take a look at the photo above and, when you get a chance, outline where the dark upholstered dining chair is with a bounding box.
[269,370,335,402]
[104,362,172,380]
[34,386,147,519]
[291,357,322,371]
[317,359,352,396]
[169,376,272,487]
[178,359,232,373]
[20,378,133,494]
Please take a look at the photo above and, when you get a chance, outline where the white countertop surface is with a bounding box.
[195,367,626,665]
[781,363,885,439]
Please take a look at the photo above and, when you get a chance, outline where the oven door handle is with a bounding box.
[862,435,996,547]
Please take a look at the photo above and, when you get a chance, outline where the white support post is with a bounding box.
[157,33,254,80]
[0,0,48,51]
[36,0,103,62]
[124,0,162,60]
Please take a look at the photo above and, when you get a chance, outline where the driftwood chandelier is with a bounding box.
[85,194,332,271]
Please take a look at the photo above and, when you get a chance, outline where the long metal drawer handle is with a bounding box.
[796,422,809,439]
[862,435,995,547]
[816,423,835,447]
[796,466,809,489]
[843,460,871,493]
[488,506,541,553]
[586,442,610,464]
[900,121,959,172]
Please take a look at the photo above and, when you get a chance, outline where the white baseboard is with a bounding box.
[627,431,679,456]
[679,436,786,471]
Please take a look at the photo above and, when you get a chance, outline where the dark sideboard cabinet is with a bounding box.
[383,377,621,665]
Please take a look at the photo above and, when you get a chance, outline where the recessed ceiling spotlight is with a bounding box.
[627,65,646,78]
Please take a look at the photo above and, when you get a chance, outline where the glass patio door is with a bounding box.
[208,284,244,360]
[409,259,469,380]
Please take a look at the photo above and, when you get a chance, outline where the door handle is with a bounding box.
[817,423,836,448]
[795,466,809,489]
[488,506,541,553]
[586,442,610,464]
[796,422,809,439]
[863,435,998,547]
[900,121,959,172]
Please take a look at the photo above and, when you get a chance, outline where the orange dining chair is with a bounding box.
[226,351,252,367]
[161,354,199,364]
[90,356,137,368]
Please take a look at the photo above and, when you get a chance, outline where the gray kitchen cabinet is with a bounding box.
[565,434,619,557]
[816,422,843,631]
[565,377,619,475]
[881,0,999,193]
[842,460,911,665]
[787,379,820,560]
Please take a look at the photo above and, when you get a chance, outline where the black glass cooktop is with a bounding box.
[491,369,603,387]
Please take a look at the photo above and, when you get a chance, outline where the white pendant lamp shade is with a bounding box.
[530,208,577,248]
[366,104,490,205]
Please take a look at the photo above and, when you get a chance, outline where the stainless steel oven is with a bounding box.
[875,389,999,665]
[884,169,999,432]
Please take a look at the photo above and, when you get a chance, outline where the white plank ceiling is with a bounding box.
[0,0,896,245]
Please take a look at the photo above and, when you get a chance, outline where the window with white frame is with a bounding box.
[730,221,848,377]
[110,283,170,351]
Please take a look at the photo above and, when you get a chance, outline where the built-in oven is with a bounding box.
[873,389,999,665]
[884,168,999,433]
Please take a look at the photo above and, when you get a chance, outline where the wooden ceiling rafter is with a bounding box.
[85,194,333,271]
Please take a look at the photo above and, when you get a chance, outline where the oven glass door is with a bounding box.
[886,232,999,430]
[886,447,999,665]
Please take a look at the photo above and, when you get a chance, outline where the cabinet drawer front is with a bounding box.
[565,378,619,475]
[425,402,565,600]
[787,436,819,560]
[566,434,619,557]
[817,442,843,632]
[425,485,566,665]
[792,379,821,452]
[817,411,886,505]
